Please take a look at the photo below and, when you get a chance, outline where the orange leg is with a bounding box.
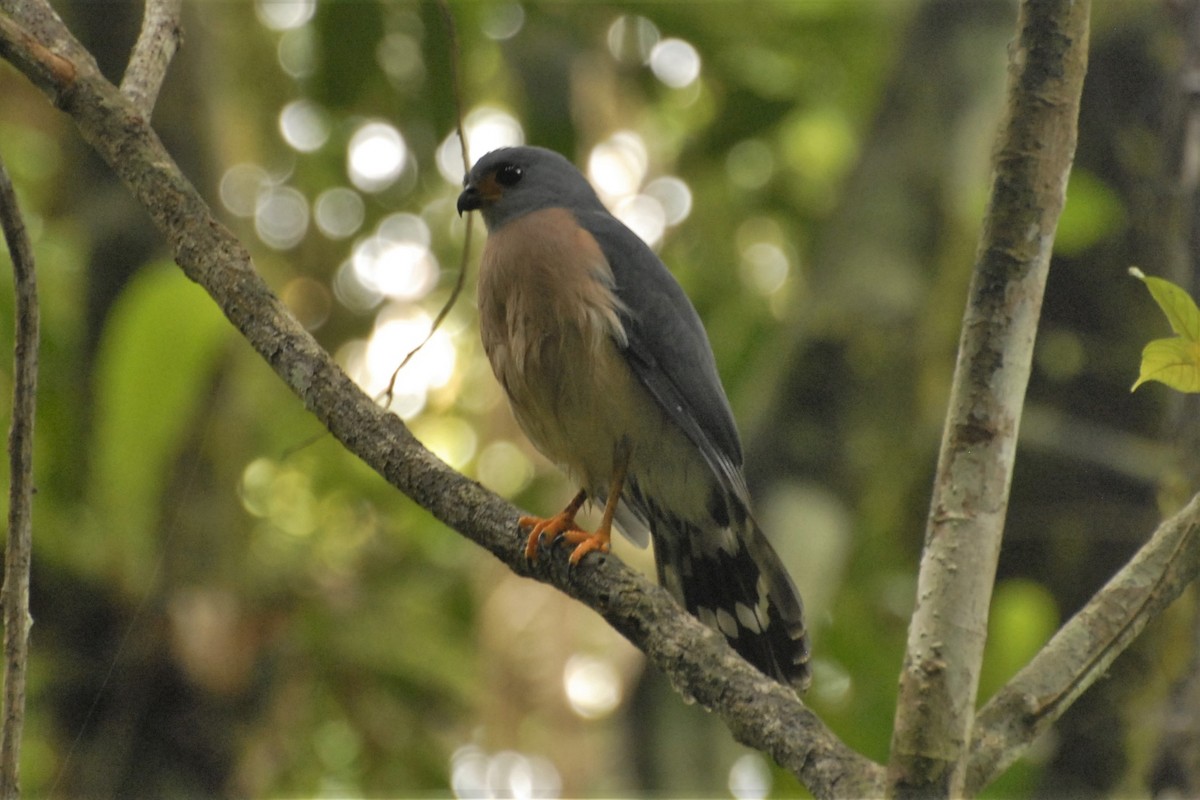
[520,447,631,566]
[521,489,588,562]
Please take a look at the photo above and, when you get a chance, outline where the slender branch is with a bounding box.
[888,1,1090,796]
[120,0,183,117]
[0,9,75,92]
[0,8,883,798]
[0,151,39,798]
[967,492,1200,793]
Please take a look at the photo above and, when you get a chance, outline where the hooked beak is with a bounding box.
[456,185,482,216]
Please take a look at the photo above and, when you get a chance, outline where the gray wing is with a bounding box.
[574,208,749,503]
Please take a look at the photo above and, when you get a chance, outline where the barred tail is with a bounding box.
[649,503,811,691]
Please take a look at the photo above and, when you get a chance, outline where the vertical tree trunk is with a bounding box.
[888,1,1091,796]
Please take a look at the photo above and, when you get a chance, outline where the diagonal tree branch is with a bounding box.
[888,0,1091,796]
[0,150,39,798]
[120,0,183,117]
[966,491,1200,794]
[0,6,883,798]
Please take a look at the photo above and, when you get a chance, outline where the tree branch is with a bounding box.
[0,7,884,798]
[0,149,39,798]
[888,0,1090,796]
[966,491,1200,793]
[120,0,182,117]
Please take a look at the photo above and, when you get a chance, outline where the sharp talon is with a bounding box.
[564,529,611,566]
[519,510,587,563]
[519,515,543,561]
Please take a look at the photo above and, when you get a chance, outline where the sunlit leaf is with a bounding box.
[1131,337,1200,393]
[1130,268,1200,392]
[1131,267,1200,340]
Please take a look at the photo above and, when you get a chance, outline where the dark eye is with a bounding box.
[495,164,523,187]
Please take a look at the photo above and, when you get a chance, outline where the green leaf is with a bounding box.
[1131,337,1200,393]
[1133,268,1200,340]
[1130,268,1200,392]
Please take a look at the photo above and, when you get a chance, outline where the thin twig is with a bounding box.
[888,0,1091,796]
[381,0,472,407]
[0,152,39,799]
[120,0,183,117]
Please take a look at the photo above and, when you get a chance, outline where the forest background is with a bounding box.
[0,1,1195,797]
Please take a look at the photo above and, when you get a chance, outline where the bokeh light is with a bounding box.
[377,33,425,86]
[740,241,790,295]
[239,458,317,538]
[563,654,622,720]
[606,15,660,64]
[482,3,526,41]
[255,0,315,31]
[351,237,436,301]
[726,139,777,191]
[811,657,854,709]
[649,38,702,88]
[281,276,332,330]
[347,121,408,193]
[728,753,772,800]
[643,176,693,225]
[254,185,309,250]
[313,187,365,240]
[277,27,316,78]
[476,440,534,498]
[737,217,792,296]
[613,194,666,248]
[410,415,478,470]
[586,133,693,248]
[450,744,561,800]
[279,99,330,153]
[349,212,438,301]
[587,131,648,201]
[314,718,361,773]
[437,106,525,183]
[341,306,457,419]
[332,259,383,313]
[1036,328,1087,382]
[219,163,269,219]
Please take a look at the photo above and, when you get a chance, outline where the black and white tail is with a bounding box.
[648,500,811,691]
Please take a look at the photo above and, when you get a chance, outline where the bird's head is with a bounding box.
[457,146,604,230]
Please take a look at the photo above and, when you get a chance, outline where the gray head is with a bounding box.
[456,146,606,231]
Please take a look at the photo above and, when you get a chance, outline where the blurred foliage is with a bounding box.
[0,0,1194,797]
